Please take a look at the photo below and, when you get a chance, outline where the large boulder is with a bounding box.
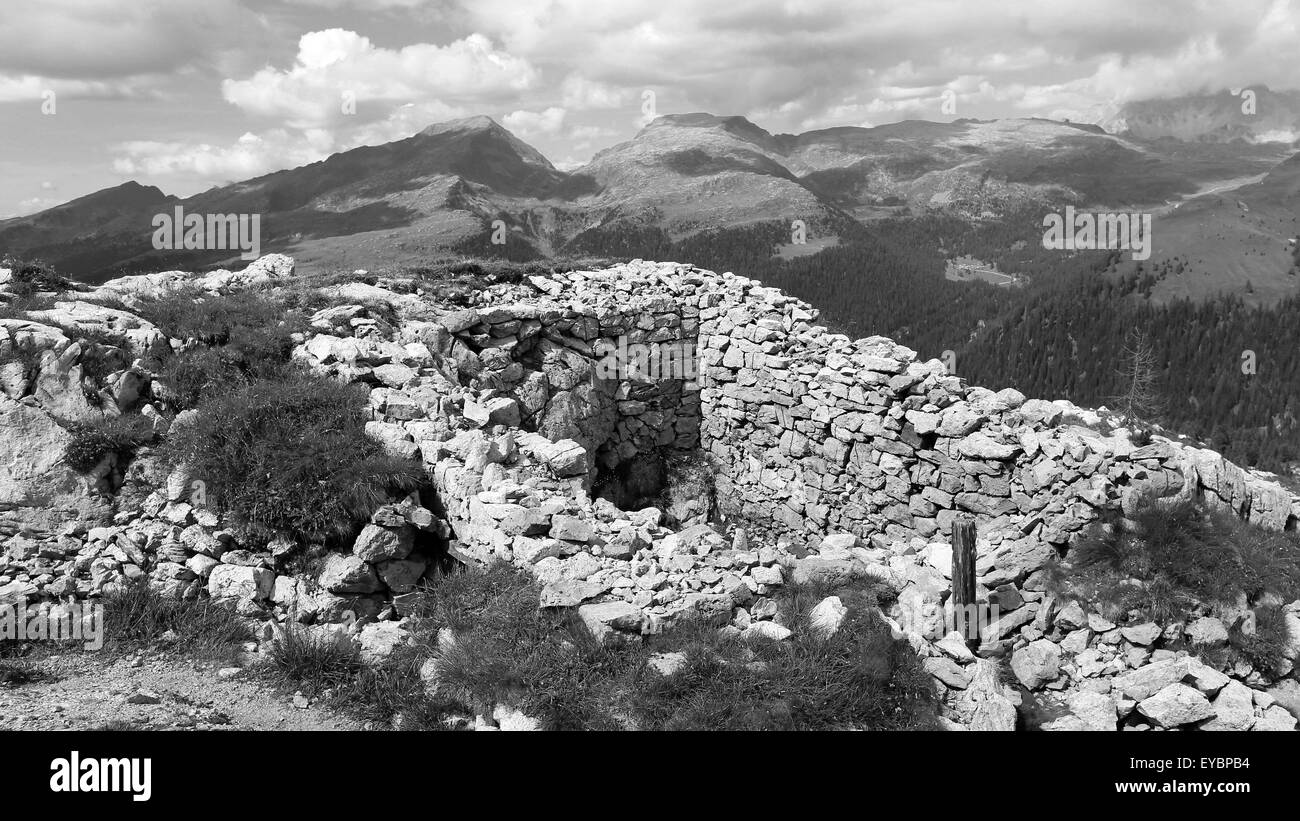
[319,553,384,594]
[0,396,107,532]
[1137,683,1214,728]
[207,565,274,602]
[1010,639,1061,689]
[1201,680,1256,731]
[578,601,644,644]
[352,524,414,563]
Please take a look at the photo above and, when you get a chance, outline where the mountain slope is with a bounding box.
[561,113,839,243]
[1102,87,1300,143]
[2,109,1296,286]
[0,117,569,281]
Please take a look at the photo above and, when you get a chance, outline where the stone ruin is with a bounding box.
[3,255,1300,730]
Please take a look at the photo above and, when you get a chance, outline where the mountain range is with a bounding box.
[2,91,1298,300]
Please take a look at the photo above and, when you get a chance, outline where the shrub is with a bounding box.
[157,343,300,409]
[101,581,253,659]
[137,288,304,408]
[620,583,937,731]
[1062,493,1300,622]
[3,257,69,297]
[410,565,938,731]
[163,374,425,541]
[134,287,300,344]
[63,414,156,472]
[254,564,939,731]
[0,660,51,687]
[1228,604,1293,674]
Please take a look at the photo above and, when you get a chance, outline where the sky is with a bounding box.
[1,0,1299,217]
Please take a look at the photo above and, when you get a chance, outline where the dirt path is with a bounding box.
[0,650,363,731]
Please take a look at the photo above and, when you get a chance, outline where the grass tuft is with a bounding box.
[101,582,254,659]
[1056,493,1300,625]
[263,624,364,695]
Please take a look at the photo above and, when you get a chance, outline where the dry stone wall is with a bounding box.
[424,259,1299,557]
[5,255,1300,731]
[692,274,1299,553]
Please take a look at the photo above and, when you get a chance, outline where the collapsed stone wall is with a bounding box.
[691,275,1299,552]
[4,255,1300,731]
[422,259,1299,555]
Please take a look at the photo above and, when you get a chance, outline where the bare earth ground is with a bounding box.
[0,651,361,731]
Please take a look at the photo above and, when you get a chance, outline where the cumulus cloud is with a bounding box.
[109,101,474,189]
[561,74,627,109]
[112,129,338,182]
[445,0,1300,134]
[503,106,566,139]
[17,0,1300,199]
[221,29,538,128]
[346,100,471,146]
[0,75,138,104]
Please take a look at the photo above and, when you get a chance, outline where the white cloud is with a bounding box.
[346,101,471,146]
[503,106,566,138]
[552,155,589,172]
[221,29,538,128]
[19,0,1300,200]
[108,101,480,190]
[6,196,61,217]
[445,0,1300,134]
[111,129,337,182]
[0,74,136,103]
[561,74,627,109]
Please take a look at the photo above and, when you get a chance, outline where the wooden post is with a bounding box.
[951,516,978,642]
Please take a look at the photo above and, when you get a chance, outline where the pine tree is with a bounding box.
[1111,328,1166,432]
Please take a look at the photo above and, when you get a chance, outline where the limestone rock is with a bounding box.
[207,565,273,601]
[578,601,643,644]
[808,595,847,639]
[352,524,414,563]
[1011,639,1061,689]
[319,554,384,594]
[1137,683,1213,728]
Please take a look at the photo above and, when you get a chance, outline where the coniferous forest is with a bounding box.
[565,214,1300,476]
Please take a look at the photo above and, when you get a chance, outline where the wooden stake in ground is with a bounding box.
[951,516,978,641]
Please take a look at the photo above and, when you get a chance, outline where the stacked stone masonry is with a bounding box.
[3,255,1300,731]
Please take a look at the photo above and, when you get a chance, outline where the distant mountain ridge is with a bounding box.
[1,98,1296,285]
[1101,87,1300,143]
